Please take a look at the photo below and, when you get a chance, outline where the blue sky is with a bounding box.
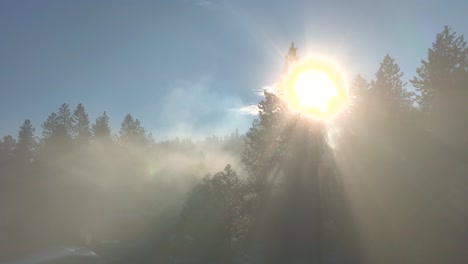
[0,0,467,140]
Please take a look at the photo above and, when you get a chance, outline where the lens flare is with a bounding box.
[293,70,338,113]
[278,56,348,120]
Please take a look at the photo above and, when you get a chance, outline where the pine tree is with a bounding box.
[0,135,17,212]
[0,135,16,161]
[72,103,91,143]
[411,26,468,111]
[340,74,370,124]
[409,27,468,262]
[92,111,111,140]
[411,26,468,148]
[352,74,370,98]
[242,91,291,186]
[42,104,74,143]
[42,112,59,141]
[119,114,148,146]
[177,164,246,262]
[15,120,36,164]
[371,55,414,113]
[57,103,73,132]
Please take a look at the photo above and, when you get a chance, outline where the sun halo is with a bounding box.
[278,56,348,120]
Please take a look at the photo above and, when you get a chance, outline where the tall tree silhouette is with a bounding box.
[176,164,246,263]
[0,135,16,172]
[412,26,468,111]
[338,74,370,127]
[411,26,468,149]
[371,55,415,113]
[72,103,91,143]
[92,111,111,141]
[411,26,468,263]
[15,120,36,165]
[119,114,148,146]
[351,74,370,101]
[242,91,291,188]
[57,103,73,135]
[1,135,17,160]
[42,104,73,144]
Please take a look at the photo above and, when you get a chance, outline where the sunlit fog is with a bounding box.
[0,1,467,264]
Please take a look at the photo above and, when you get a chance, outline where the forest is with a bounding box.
[1,26,467,264]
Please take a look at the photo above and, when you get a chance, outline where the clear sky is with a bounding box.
[0,0,467,139]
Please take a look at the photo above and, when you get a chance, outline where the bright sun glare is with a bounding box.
[279,56,348,120]
[293,70,338,113]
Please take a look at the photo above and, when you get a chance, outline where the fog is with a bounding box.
[0,112,244,261]
[1,25,468,264]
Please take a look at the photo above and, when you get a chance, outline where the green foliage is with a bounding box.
[0,101,246,261]
[242,86,345,263]
[72,103,91,143]
[15,120,36,164]
[371,54,415,113]
[42,112,60,141]
[119,114,149,146]
[332,27,468,263]
[351,74,370,100]
[175,164,247,263]
[242,91,292,186]
[42,104,74,143]
[412,26,468,111]
[92,111,111,140]
[341,74,370,123]
[0,135,16,160]
[2,25,468,263]
[411,26,468,148]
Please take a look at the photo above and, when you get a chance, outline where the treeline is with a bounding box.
[331,26,468,264]
[168,26,468,264]
[1,25,468,264]
[0,105,244,261]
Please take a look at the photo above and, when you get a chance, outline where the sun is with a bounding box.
[278,56,348,120]
[293,70,338,113]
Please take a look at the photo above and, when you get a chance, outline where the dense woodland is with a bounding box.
[1,26,468,264]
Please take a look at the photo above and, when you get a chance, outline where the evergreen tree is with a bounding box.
[371,55,415,113]
[0,135,16,161]
[0,135,17,179]
[42,112,59,141]
[119,114,148,146]
[352,74,370,98]
[57,103,73,133]
[176,164,246,263]
[411,26,468,111]
[242,94,331,263]
[340,74,370,125]
[72,103,91,143]
[411,26,468,148]
[42,104,73,143]
[242,91,291,187]
[92,111,111,140]
[411,26,468,262]
[15,120,36,164]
